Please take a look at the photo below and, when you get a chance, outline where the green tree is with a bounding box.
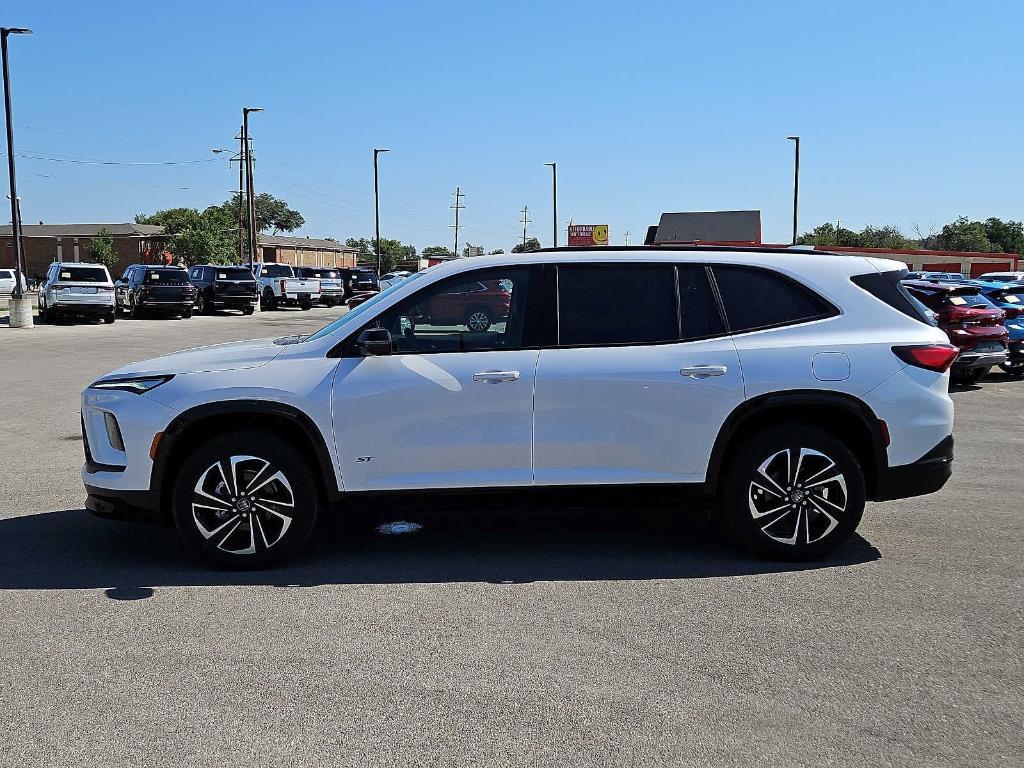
[86,227,119,272]
[936,216,996,253]
[170,216,236,267]
[859,225,913,250]
[982,217,1024,254]
[512,237,541,253]
[797,223,863,247]
[422,245,453,258]
[206,193,304,235]
[348,237,417,272]
[489,248,505,254]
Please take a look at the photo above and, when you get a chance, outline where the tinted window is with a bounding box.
[558,265,677,346]
[678,265,726,340]
[372,268,530,354]
[56,266,108,283]
[713,266,835,333]
[216,267,253,280]
[852,270,935,325]
[260,264,292,278]
[142,268,188,283]
[305,269,338,279]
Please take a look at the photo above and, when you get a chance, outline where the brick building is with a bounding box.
[0,223,169,280]
[257,234,358,268]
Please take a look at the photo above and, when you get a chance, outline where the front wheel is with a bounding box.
[999,360,1024,376]
[464,307,492,332]
[171,430,319,569]
[261,288,278,311]
[720,424,865,561]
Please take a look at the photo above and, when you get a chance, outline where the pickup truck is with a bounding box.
[252,263,321,310]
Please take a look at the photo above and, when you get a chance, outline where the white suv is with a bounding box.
[39,262,116,323]
[81,248,956,568]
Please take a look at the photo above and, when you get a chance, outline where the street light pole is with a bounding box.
[373,148,389,275]
[2,27,31,310]
[544,162,558,247]
[242,108,263,274]
[787,136,800,245]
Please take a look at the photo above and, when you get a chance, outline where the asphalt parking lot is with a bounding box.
[0,306,1021,767]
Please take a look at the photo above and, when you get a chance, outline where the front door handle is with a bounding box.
[680,365,728,379]
[473,370,520,383]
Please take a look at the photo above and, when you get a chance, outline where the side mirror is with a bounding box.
[356,327,393,356]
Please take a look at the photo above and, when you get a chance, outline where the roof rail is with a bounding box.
[532,244,843,257]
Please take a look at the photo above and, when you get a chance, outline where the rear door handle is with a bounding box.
[473,370,520,383]
[680,365,728,379]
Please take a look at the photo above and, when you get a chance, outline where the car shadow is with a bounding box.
[0,506,880,594]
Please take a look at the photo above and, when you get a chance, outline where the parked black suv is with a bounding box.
[115,265,196,318]
[339,267,380,306]
[188,264,258,315]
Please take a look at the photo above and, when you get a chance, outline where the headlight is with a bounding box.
[88,375,174,394]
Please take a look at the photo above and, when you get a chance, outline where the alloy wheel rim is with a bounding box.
[747,447,846,545]
[191,455,295,555]
[468,311,489,331]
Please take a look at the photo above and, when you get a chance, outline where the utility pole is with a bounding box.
[450,187,464,257]
[2,27,32,327]
[624,230,631,246]
[835,218,841,247]
[787,136,800,245]
[544,162,558,247]
[520,205,531,249]
[373,148,390,275]
[236,126,246,263]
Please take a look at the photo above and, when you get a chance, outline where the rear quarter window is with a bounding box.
[712,265,836,333]
[852,270,936,325]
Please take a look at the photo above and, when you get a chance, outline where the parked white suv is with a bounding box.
[0,267,28,295]
[39,262,116,323]
[81,247,955,568]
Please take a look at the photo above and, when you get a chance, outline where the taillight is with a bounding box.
[892,344,959,373]
[281,279,287,293]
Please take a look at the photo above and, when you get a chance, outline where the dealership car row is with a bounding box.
[31,260,394,323]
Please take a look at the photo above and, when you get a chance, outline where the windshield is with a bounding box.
[306,270,429,342]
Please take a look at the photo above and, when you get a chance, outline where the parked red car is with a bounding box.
[413,278,511,331]
[902,280,1008,384]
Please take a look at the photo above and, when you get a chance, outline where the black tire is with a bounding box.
[242,306,255,316]
[464,306,492,332]
[195,293,208,315]
[129,297,143,319]
[719,424,865,561]
[171,430,320,569]
[298,299,312,311]
[999,361,1024,376]
[951,366,988,386]
[103,312,116,324]
[261,288,278,311]
[37,301,48,323]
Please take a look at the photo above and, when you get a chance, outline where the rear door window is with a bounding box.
[217,267,253,280]
[712,265,836,333]
[557,265,678,346]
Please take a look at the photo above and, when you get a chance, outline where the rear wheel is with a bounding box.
[261,288,277,311]
[242,306,255,316]
[103,312,116,324]
[195,293,208,315]
[999,360,1024,375]
[171,430,319,569]
[951,366,988,385]
[299,299,312,311]
[182,307,193,319]
[720,424,865,561]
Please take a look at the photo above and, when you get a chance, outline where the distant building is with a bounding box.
[0,224,358,277]
[257,234,358,269]
[653,210,761,245]
[0,223,169,279]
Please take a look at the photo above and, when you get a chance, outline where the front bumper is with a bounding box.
[1008,340,1024,363]
[85,484,163,524]
[873,435,953,501]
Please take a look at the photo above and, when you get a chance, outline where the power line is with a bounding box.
[0,150,218,166]
[450,187,464,256]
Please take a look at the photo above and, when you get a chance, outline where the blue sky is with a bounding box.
[3,0,1023,251]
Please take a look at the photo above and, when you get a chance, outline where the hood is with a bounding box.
[104,337,287,377]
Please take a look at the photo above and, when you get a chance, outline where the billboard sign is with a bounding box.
[568,224,609,247]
